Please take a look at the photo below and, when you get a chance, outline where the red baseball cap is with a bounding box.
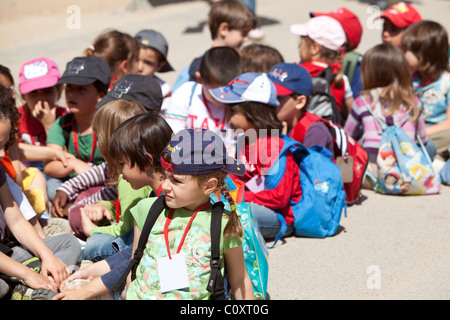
[310,8,362,50]
[380,2,422,28]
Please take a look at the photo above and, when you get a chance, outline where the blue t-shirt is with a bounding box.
[413,71,450,126]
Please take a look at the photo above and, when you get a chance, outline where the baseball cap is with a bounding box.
[96,74,163,111]
[290,16,347,52]
[310,8,363,50]
[209,72,280,107]
[379,2,422,28]
[135,29,174,73]
[267,63,313,96]
[161,128,246,176]
[19,57,61,94]
[58,56,111,88]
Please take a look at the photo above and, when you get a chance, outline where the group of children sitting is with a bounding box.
[0,0,449,300]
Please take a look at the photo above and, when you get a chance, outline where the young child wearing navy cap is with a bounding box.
[125,128,253,300]
[45,56,111,202]
[267,62,336,160]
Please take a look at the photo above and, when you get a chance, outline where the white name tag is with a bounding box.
[157,252,189,293]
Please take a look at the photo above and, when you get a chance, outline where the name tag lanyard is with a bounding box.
[71,124,97,163]
[163,201,210,259]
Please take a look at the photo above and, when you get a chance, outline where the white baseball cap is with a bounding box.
[290,16,347,51]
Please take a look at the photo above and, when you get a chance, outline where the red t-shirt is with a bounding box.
[17,104,67,146]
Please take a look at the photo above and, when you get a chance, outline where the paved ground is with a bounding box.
[1,0,450,300]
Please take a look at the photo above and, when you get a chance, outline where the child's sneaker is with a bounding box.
[11,284,57,300]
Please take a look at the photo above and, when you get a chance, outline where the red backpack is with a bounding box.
[292,113,368,204]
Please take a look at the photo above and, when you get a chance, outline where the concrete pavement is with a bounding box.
[1,0,450,300]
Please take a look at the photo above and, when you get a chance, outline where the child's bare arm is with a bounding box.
[224,245,254,300]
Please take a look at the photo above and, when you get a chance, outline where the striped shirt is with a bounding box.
[344,88,428,165]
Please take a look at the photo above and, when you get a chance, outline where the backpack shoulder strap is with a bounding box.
[61,113,75,149]
[342,51,361,84]
[110,195,166,292]
[206,201,225,299]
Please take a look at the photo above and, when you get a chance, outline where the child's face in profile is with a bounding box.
[202,82,226,108]
[23,86,60,113]
[137,47,164,77]
[222,28,248,50]
[65,83,104,114]
[382,19,405,48]
[225,106,254,131]
[161,171,211,211]
[0,118,11,161]
[404,50,419,72]
[117,158,149,190]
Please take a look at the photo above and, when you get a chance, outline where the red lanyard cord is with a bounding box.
[71,124,97,163]
[163,201,210,260]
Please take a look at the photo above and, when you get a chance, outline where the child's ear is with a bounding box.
[195,71,203,84]
[146,153,154,167]
[203,177,219,196]
[218,22,230,38]
[157,61,167,73]
[294,95,308,111]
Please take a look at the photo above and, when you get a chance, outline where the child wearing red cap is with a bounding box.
[379,2,422,48]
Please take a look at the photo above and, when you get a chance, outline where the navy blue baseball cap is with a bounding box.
[267,63,313,96]
[58,56,111,89]
[96,74,163,111]
[161,128,245,176]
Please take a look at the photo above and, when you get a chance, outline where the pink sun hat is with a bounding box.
[19,57,61,94]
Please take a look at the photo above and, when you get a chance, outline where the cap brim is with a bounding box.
[290,23,308,36]
[209,87,246,104]
[159,61,175,73]
[19,75,60,94]
[273,83,293,96]
[58,76,97,86]
[223,157,246,176]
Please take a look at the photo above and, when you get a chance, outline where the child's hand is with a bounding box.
[32,100,56,132]
[53,150,76,167]
[52,191,70,218]
[82,203,111,223]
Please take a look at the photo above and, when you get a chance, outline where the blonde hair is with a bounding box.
[196,170,243,239]
[92,99,147,180]
[361,43,419,120]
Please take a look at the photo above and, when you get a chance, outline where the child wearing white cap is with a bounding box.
[291,16,354,121]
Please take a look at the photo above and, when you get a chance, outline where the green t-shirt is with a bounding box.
[90,175,152,237]
[47,113,104,177]
[126,197,242,300]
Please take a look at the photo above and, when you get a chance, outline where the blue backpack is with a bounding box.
[210,176,269,300]
[266,135,347,245]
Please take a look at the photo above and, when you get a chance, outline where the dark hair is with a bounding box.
[199,47,244,85]
[227,101,283,132]
[109,112,173,177]
[361,43,419,119]
[208,0,257,40]
[0,85,20,148]
[402,20,450,82]
[240,43,284,73]
[0,64,15,88]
